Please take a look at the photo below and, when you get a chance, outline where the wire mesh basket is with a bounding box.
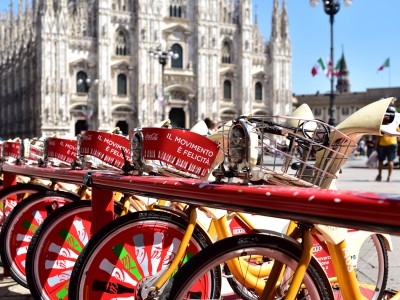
[20,138,45,165]
[213,115,357,189]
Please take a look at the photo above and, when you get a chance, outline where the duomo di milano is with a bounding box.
[0,0,292,138]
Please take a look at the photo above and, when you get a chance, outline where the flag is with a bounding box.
[325,58,342,78]
[166,93,172,107]
[311,58,325,76]
[81,104,93,118]
[334,58,342,77]
[325,59,333,77]
[377,57,390,72]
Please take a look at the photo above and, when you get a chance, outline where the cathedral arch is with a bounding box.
[70,104,89,134]
[171,44,183,69]
[115,29,129,56]
[164,84,194,128]
[112,105,134,134]
[252,109,270,116]
[220,109,238,122]
[112,104,134,115]
[166,84,195,97]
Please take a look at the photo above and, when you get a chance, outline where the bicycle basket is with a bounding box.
[77,131,131,171]
[214,115,356,188]
[44,137,78,167]
[1,141,21,164]
[20,138,45,165]
[129,127,220,179]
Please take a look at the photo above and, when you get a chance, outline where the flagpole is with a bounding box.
[327,7,337,126]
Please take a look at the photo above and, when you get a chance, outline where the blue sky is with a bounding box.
[253,0,400,95]
[1,0,398,95]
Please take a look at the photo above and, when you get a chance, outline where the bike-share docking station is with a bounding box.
[0,97,400,299]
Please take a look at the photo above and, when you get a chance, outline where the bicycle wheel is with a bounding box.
[69,210,218,300]
[0,190,78,287]
[0,183,49,228]
[26,200,123,300]
[160,233,333,300]
[334,233,388,300]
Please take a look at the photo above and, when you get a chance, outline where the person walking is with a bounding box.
[375,135,398,182]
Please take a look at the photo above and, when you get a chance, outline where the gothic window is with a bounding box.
[255,82,262,101]
[222,41,231,64]
[112,0,128,11]
[76,71,89,93]
[117,74,127,95]
[171,44,183,69]
[223,80,232,100]
[116,30,128,56]
[169,0,183,18]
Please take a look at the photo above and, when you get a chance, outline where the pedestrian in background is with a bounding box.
[204,117,216,135]
[357,139,366,156]
[397,138,400,168]
[375,135,398,182]
[366,137,375,157]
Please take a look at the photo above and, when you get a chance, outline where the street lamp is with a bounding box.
[149,46,179,120]
[310,0,352,125]
[77,77,99,130]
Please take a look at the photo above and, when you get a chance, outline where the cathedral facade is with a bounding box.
[0,0,292,138]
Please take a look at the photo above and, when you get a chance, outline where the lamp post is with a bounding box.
[78,77,99,130]
[149,46,179,120]
[310,0,352,125]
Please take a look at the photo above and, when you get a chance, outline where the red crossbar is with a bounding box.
[89,172,400,235]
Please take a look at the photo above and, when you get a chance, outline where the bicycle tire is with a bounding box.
[69,210,219,299]
[334,233,388,300]
[224,230,389,300]
[0,183,49,227]
[160,233,333,300]
[25,200,123,300]
[0,190,78,287]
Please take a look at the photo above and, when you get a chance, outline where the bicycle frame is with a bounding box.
[4,98,400,299]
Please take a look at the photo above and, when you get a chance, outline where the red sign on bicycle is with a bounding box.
[79,131,131,169]
[47,138,78,164]
[141,128,220,177]
[2,141,21,159]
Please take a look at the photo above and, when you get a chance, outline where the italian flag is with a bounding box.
[311,58,326,77]
[377,57,390,71]
[326,58,342,78]
[334,58,342,77]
